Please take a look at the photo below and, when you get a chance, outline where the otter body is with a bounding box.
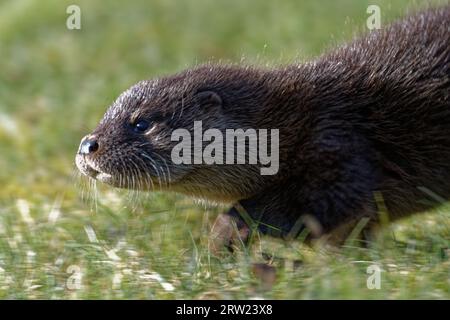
[76,7,450,244]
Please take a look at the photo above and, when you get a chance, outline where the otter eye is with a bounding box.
[132,119,150,133]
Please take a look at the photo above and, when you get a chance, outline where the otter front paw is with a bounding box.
[209,213,250,256]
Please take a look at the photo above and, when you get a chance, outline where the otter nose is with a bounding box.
[79,136,99,155]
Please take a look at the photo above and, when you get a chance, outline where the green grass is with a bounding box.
[0,0,448,299]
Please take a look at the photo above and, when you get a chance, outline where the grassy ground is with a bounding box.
[0,0,448,299]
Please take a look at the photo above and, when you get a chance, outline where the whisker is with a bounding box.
[153,152,171,187]
[141,152,163,192]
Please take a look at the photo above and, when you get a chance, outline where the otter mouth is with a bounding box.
[75,154,163,189]
[88,168,113,183]
[75,154,113,183]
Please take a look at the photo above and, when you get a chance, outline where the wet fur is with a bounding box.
[77,7,450,240]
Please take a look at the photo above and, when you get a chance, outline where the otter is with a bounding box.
[76,7,450,251]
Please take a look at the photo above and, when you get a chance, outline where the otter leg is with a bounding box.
[229,138,380,244]
[209,211,250,255]
[210,131,381,250]
[225,182,379,247]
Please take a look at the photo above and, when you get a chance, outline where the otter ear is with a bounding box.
[195,90,223,108]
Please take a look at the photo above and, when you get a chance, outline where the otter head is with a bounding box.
[75,65,275,203]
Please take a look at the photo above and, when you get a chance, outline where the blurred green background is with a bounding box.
[0,0,448,299]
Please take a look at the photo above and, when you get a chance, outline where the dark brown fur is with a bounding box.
[76,7,450,245]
